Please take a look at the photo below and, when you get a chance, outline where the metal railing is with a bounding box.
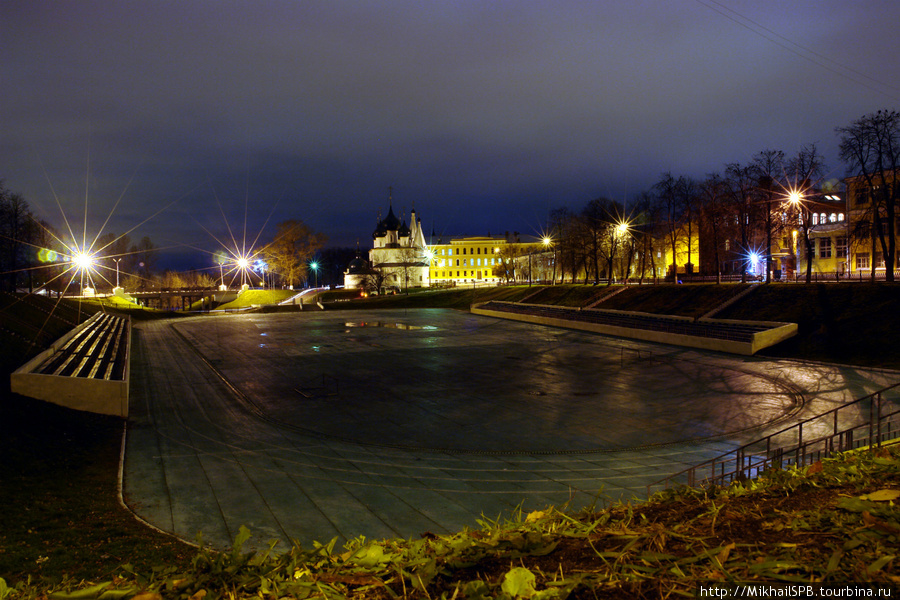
[647,381,900,497]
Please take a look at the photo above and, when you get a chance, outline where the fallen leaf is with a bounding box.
[864,489,900,502]
[525,510,546,523]
[862,511,900,535]
[717,543,735,564]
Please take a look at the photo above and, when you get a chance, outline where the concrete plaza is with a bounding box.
[123,308,898,550]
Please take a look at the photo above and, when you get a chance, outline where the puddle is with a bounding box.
[345,321,438,331]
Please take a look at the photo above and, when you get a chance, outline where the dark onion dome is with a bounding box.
[398,219,411,237]
[381,205,401,231]
[373,205,402,239]
[346,256,369,274]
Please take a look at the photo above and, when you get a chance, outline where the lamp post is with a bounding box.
[113,258,122,289]
[423,248,435,287]
[541,237,552,284]
[310,261,318,288]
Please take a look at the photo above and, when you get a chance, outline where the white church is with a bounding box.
[344,196,430,291]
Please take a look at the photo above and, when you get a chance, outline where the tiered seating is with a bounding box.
[479,301,767,343]
[34,312,129,381]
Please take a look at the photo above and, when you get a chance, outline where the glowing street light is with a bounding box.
[73,251,95,272]
[423,248,435,287]
[113,258,122,289]
[310,261,319,288]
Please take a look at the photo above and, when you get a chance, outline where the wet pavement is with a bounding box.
[123,309,899,550]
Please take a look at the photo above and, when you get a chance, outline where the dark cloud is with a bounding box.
[2,0,898,269]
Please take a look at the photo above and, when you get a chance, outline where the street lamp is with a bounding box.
[112,258,122,288]
[310,261,318,288]
[423,248,435,287]
[542,235,557,284]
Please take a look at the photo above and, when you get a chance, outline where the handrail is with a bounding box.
[647,381,900,497]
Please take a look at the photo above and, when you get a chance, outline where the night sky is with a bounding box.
[2,1,898,270]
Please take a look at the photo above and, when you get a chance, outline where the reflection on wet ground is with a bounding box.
[345,321,438,331]
[126,309,900,550]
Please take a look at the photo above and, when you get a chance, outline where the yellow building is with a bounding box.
[844,170,898,275]
[427,237,534,286]
[796,195,849,277]
[655,225,701,279]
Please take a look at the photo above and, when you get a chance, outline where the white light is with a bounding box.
[73,252,94,270]
[237,257,249,269]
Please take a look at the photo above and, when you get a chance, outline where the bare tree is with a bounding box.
[493,244,522,283]
[359,268,387,294]
[837,110,900,281]
[395,245,425,291]
[654,173,685,280]
[751,149,785,283]
[699,173,730,283]
[787,144,827,283]
[724,162,763,282]
[0,185,38,292]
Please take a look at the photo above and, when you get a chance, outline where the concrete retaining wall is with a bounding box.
[471,303,797,356]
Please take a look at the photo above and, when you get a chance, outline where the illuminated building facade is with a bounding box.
[843,170,899,276]
[427,237,539,286]
[795,191,848,277]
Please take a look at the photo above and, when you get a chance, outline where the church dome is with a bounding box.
[372,205,402,239]
[380,206,401,231]
[398,219,411,237]
[346,256,369,274]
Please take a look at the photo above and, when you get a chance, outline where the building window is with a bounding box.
[836,237,848,259]
[855,188,869,206]
[812,213,818,225]
[819,238,832,259]
[838,213,845,222]
[448,249,452,256]
[857,253,870,270]
[477,247,481,254]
